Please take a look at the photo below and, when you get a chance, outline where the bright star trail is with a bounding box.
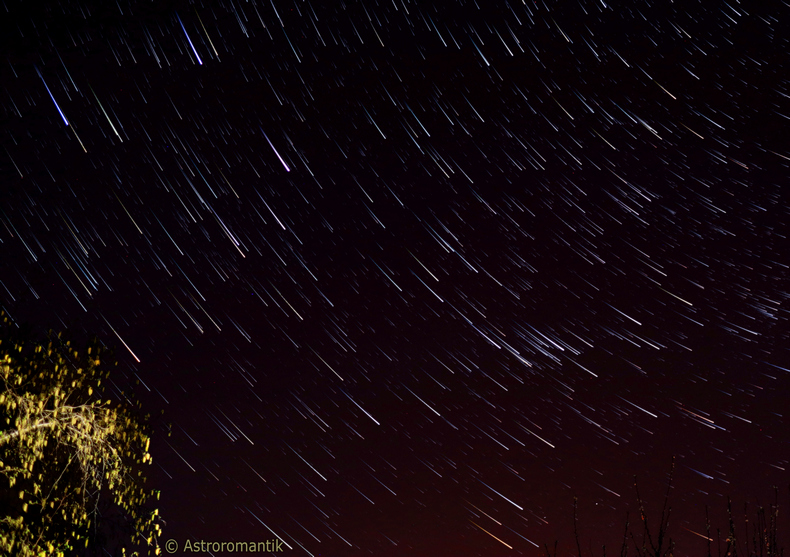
[2,1,789,556]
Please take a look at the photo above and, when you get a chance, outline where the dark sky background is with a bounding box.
[2,0,790,555]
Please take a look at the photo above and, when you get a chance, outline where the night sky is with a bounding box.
[2,0,790,555]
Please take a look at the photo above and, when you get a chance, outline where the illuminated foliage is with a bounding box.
[0,314,162,556]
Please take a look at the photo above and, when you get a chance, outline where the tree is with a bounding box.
[0,314,162,556]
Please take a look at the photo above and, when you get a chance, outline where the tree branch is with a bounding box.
[0,420,58,446]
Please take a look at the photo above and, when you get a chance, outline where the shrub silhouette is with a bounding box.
[543,457,785,557]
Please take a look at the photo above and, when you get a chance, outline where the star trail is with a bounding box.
[1,0,789,555]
